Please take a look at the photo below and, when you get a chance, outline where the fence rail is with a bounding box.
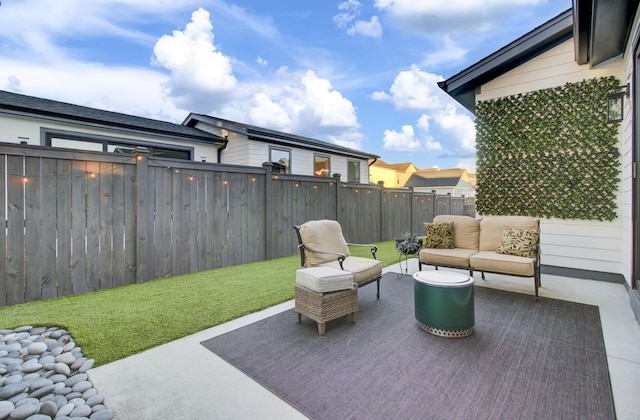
[1,143,474,306]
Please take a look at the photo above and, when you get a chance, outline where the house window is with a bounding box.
[269,147,291,173]
[347,160,360,183]
[45,131,192,160]
[314,154,330,177]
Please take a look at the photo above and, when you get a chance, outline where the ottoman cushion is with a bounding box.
[296,267,354,293]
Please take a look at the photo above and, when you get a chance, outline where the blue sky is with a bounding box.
[0,0,571,172]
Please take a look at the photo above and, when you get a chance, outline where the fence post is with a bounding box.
[333,173,341,222]
[262,162,274,260]
[409,186,414,235]
[133,147,149,283]
[378,181,384,242]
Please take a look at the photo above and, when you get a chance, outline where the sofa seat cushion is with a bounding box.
[319,256,382,285]
[296,267,354,293]
[419,248,477,268]
[470,251,534,276]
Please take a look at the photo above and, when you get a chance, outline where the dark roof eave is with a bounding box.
[590,0,639,67]
[439,9,574,114]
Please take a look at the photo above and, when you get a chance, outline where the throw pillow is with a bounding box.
[496,227,540,258]
[423,222,454,249]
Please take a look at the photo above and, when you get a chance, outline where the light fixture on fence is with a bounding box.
[606,83,629,124]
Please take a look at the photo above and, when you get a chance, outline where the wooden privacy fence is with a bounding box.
[0,144,474,306]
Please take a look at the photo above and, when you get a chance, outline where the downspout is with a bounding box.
[217,136,229,164]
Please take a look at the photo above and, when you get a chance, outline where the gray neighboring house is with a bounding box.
[183,114,378,183]
[0,90,379,183]
[404,168,475,197]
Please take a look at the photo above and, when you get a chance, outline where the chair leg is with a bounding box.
[351,311,358,323]
[376,279,380,299]
[318,322,326,335]
[296,312,301,323]
[481,272,485,280]
[435,266,439,271]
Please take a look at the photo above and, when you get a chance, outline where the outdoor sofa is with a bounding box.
[418,215,542,298]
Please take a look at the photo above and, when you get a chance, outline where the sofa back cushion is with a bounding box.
[432,215,480,250]
[298,219,350,266]
[479,216,539,251]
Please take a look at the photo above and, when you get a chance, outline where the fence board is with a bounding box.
[99,162,114,290]
[111,164,125,288]
[39,159,58,300]
[56,161,73,296]
[86,161,100,292]
[6,155,26,305]
[71,160,87,295]
[123,163,136,285]
[24,157,42,302]
[0,154,6,306]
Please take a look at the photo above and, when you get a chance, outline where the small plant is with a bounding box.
[395,232,422,256]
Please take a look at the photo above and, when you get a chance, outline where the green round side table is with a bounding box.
[413,271,475,338]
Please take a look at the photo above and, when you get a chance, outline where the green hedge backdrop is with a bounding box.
[475,76,620,221]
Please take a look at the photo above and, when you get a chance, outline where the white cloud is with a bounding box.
[152,8,237,112]
[347,16,383,38]
[382,122,442,153]
[374,0,546,33]
[0,59,185,123]
[333,0,362,28]
[432,103,476,154]
[374,65,447,112]
[376,64,475,158]
[334,0,382,38]
[421,36,469,69]
[256,56,268,66]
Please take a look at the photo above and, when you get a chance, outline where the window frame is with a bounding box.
[42,129,193,160]
[313,153,331,177]
[269,146,292,174]
[347,159,361,183]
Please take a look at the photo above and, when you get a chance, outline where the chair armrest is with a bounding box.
[347,243,378,259]
[300,245,347,269]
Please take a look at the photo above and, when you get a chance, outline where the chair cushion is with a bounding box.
[419,248,477,268]
[496,227,540,258]
[470,251,534,276]
[479,216,538,251]
[319,256,382,286]
[298,219,350,266]
[296,267,354,292]
[433,215,480,249]
[423,222,454,249]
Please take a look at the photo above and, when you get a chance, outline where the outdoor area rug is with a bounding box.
[201,273,615,420]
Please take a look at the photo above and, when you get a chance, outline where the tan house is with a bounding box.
[438,1,640,320]
[404,168,476,197]
[369,160,417,187]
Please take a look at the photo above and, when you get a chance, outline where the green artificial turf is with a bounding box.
[0,240,400,366]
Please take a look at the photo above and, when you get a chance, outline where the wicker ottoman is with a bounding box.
[295,267,357,335]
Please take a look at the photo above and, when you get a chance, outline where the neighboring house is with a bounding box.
[0,90,379,183]
[184,114,378,183]
[438,1,640,319]
[404,168,476,197]
[0,90,226,160]
[369,160,417,187]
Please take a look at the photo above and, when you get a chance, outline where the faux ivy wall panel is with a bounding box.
[475,76,620,221]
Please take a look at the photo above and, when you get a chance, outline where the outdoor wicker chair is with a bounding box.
[294,219,383,298]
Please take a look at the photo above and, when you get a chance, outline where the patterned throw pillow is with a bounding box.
[496,227,540,258]
[423,222,454,249]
